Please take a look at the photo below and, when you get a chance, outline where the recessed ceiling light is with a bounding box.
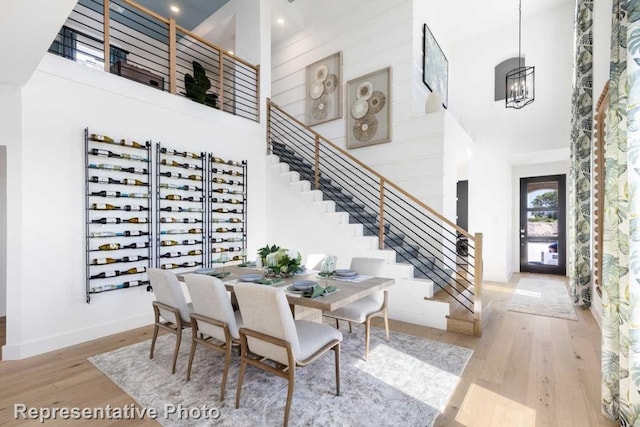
[277,17,285,25]
[170,5,180,13]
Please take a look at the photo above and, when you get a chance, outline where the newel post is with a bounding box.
[473,232,483,336]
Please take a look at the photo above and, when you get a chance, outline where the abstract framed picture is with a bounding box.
[346,66,392,149]
[422,23,448,109]
[305,52,343,126]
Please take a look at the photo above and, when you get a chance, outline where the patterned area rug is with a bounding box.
[507,277,578,321]
[88,324,472,426]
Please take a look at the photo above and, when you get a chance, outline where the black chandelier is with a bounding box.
[506,0,535,109]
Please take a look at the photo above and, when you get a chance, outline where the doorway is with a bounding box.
[519,174,566,275]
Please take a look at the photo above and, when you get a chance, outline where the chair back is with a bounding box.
[350,257,386,276]
[234,283,299,365]
[184,274,241,340]
[148,268,191,324]
[350,257,386,304]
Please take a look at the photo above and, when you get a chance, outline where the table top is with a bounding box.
[179,266,394,312]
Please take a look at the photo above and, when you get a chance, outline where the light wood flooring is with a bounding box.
[0,316,5,361]
[0,275,617,426]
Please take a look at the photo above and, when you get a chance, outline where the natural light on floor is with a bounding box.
[354,344,462,412]
[484,283,541,299]
[455,383,536,427]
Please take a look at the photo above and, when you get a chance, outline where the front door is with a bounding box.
[519,175,566,275]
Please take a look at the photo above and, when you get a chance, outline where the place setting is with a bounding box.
[286,279,337,299]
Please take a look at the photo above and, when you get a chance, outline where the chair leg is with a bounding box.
[384,308,390,341]
[284,367,296,427]
[335,318,339,329]
[220,342,232,401]
[235,358,247,409]
[150,323,159,359]
[364,317,371,361]
[172,328,182,375]
[348,321,352,333]
[334,343,341,396]
[186,337,196,381]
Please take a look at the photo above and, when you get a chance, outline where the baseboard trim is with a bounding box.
[1,313,153,360]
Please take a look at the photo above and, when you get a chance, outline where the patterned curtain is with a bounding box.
[601,0,640,423]
[569,0,593,307]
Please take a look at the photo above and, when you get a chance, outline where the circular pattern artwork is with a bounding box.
[351,99,369,119]
[368,90,386,114]
[314,65,329,82]
[311,95,331,120]
[309,81,324,100]
[323,74,338,95]
[356,81,373,100]
[353,114,378,142]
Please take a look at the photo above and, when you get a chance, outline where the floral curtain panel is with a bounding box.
[601,0,640,423]
[569,0,593,307]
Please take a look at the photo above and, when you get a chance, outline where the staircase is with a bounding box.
[267,100,485,336]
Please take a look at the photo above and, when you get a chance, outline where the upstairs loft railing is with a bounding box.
[49,0,260,122]
[267,99,484,335]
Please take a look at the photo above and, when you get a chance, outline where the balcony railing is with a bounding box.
[49,0,260,122]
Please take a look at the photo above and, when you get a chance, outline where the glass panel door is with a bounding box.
[520,175,566,275]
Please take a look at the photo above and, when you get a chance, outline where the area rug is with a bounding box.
[507,277,578,321]
[88,324,472,426]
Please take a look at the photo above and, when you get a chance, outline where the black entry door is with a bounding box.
[519,175,566,275]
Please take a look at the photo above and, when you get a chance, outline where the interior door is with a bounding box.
[519,175,566,275]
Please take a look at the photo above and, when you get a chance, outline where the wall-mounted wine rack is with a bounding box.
[84,129,153,303]
[155,145,206,272]
[84,130,248,303]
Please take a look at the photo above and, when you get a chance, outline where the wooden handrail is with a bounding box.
[268,99,475,240]
[103,0,110,73]
[121,0,170,24]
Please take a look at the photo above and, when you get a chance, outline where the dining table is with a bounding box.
[178,265,395,323]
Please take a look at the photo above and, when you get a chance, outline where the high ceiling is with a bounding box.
[133,0,229,31]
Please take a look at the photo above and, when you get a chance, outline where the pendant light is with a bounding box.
[506,0,535,109]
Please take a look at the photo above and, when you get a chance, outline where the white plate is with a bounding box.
[291,280,317,291]
[239,274,263,282]
[335,269,357,277]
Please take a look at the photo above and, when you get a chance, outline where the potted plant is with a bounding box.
[184,60,218,108]
[258,244,280,266]
[265,249,302,278]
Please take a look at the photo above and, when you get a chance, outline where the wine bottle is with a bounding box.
[91,134,115,142]
[160,217,177,223]
[92,218,121,224]
[181,261,198,268]
[186,207,203,212]
[228,218,242,223]
[212,188,228,194]
[231,255,242,261]
[123,230,145,237]
[92,257,118,265]
[213,208,227,213]
[89,176,119,184]
[90,270,118,279]
[161,240,179,246]
[90,148,115,157]
[122,255,148,262]
[227,160,241,166]
[119,153,147,161]
[120,139,145,148]
[92,203,119,210]
[212,177,227,184]
[188,249,202,256]
[161,159,179,167]
[182,239,199,245]
[160,183,179,189]
[123,242,148,249]
[123,266,146,274]
[89,163,119,171]
[160,171,182,179]
[182,218,199,224]
[161,263,180,270]
[123,217,147,224]
[98,243,120,250]
[211,238,223,243]
[212,247,225,253]
[188,174,202,181]
[184,196,203,202]
[228,199,241,204]
[121,166,148,174]
[185,152,201,159]
[91,190,120,197]
[167,229,187,234]
[160,252,182,258]
[123,205,147,211]
[181,185,201,191]
[189,228,203,234]
[122,192,148,198]
[123,178,146,186]
[160,148,180,156]
[216,227,228,233]
[90,231,117,238]
[166,194,182,201]
[211,157,224,164]
[185,163,201,170]
[160,206,182,212]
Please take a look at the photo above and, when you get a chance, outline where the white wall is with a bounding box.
[0,145,6,317]
[2,54,267,359]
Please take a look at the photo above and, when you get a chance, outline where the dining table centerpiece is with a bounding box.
[264,248,302,278]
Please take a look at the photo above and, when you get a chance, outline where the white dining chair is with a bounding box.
[147,268,193,374]
[234,282,342,427]
[323,257,389,361]
[184,274,243,401]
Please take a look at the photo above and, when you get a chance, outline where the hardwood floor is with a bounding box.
[0,274,616,426]
[0,316,5,361]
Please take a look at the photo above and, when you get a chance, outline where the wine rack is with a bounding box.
[85,129,152,303]
[209,155,247,267]
[155,145,207,272]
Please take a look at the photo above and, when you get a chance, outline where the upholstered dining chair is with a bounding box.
[183,273,243,401]
[323,257,389,361]
[234,283,342,427]
[148,268,193,374]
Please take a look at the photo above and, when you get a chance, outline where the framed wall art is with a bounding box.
[422,23,448,109]
[305,52,343,126]
[346,66,392,149]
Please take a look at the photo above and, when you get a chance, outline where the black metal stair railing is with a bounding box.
[267,100,484,328]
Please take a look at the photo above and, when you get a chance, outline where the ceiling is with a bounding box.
[133,0,230,31]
